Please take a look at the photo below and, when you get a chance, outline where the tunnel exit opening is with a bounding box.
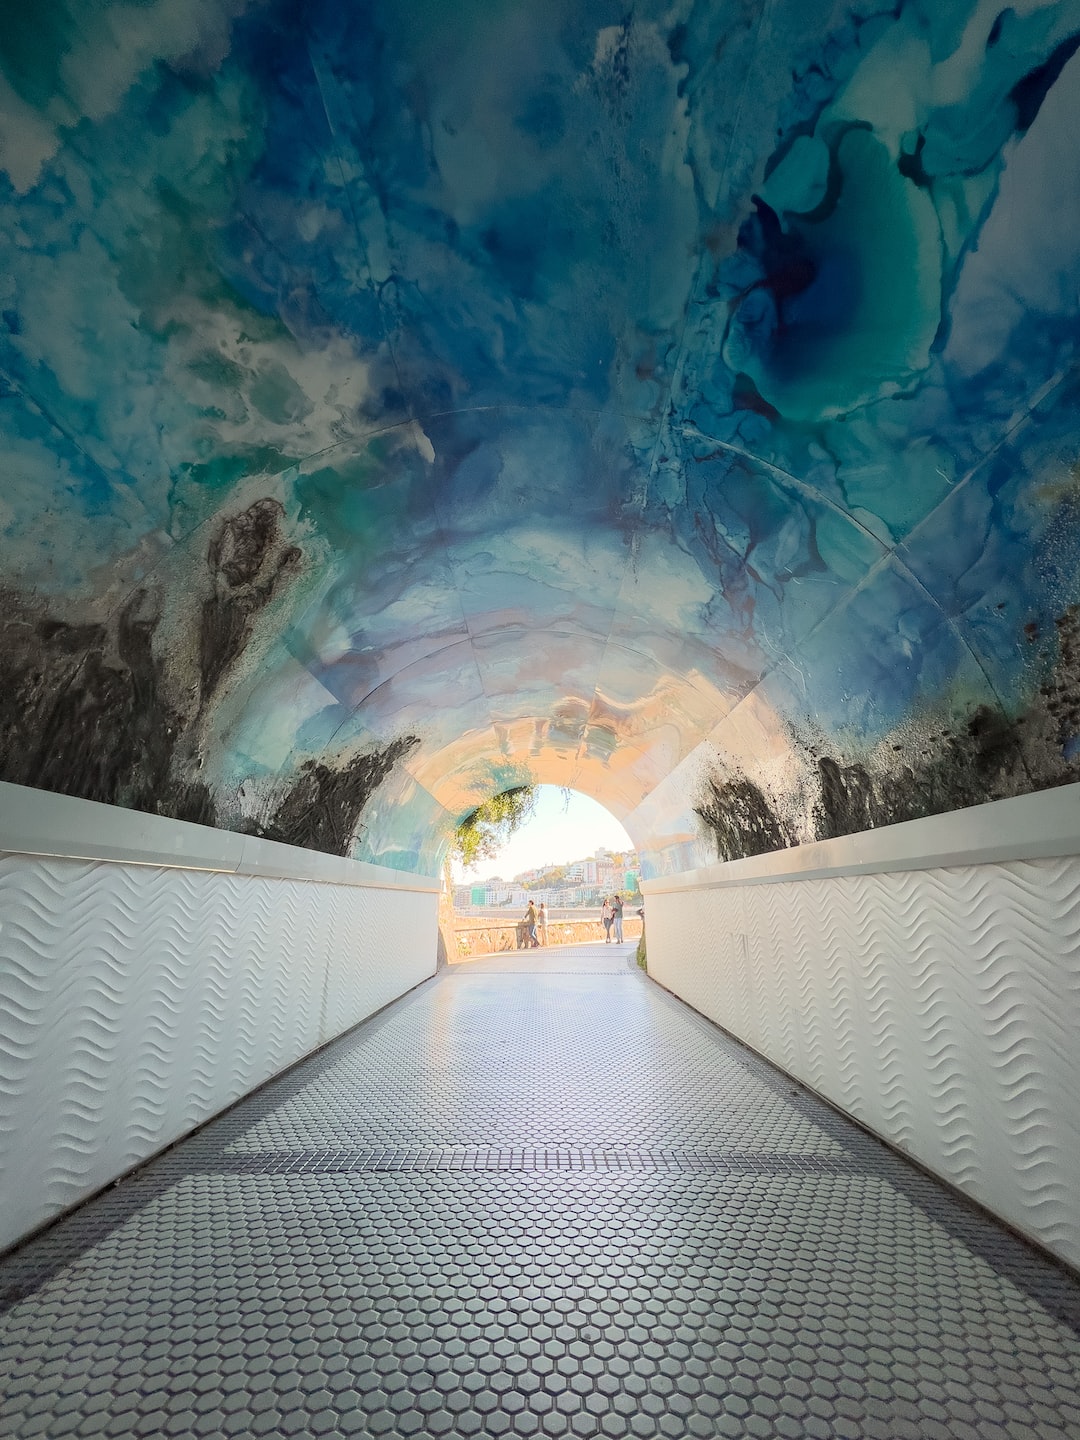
[446,785,644,963]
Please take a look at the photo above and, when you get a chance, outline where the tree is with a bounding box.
[452,786,536,869]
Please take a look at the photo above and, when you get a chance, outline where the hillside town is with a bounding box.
[453,847,641,912]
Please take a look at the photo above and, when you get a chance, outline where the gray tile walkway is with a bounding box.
[2,944,1080,1439]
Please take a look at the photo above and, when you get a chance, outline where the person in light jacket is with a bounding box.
[612,893,624,943]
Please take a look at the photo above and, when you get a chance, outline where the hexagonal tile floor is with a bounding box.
[2,944,1080,1439]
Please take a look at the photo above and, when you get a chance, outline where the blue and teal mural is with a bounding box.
[1,0,1079,876]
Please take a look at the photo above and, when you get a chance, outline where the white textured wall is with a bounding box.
[0,855,437,1252]
[647,856,1080,1269]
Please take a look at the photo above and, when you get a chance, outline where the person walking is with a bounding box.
[524,899,538,948]
[601,897,614,943]
[537,902,549,947]
[612,892,624,943]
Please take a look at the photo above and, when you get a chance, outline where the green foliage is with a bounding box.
[453,786,537,868]
[636,932,647,971]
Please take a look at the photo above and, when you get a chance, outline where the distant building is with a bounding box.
[488,849,643,910]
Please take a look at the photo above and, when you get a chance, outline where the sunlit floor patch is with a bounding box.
[449,941,636,975]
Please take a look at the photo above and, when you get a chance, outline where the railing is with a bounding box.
[452,915,643,958]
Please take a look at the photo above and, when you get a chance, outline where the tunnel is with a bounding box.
[2,0,1080,1434]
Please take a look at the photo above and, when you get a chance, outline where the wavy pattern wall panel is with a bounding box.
[320,883,437,1040]
[0,855,437,1253]
[647,857,1080,1270]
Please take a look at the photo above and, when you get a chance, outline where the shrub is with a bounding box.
[452,786,537,867]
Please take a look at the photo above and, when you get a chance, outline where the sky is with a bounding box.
[452,787,634,882]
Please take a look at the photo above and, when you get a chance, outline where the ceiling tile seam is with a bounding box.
[307,37,485,742]
[590,0,781,772]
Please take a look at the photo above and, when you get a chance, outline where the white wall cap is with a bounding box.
[642,782,1080,893]
[0,781,439,892]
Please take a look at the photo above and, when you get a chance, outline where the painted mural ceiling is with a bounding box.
[2,0,1080,876]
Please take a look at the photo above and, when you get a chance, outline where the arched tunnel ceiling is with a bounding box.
[2,0,1080,878]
